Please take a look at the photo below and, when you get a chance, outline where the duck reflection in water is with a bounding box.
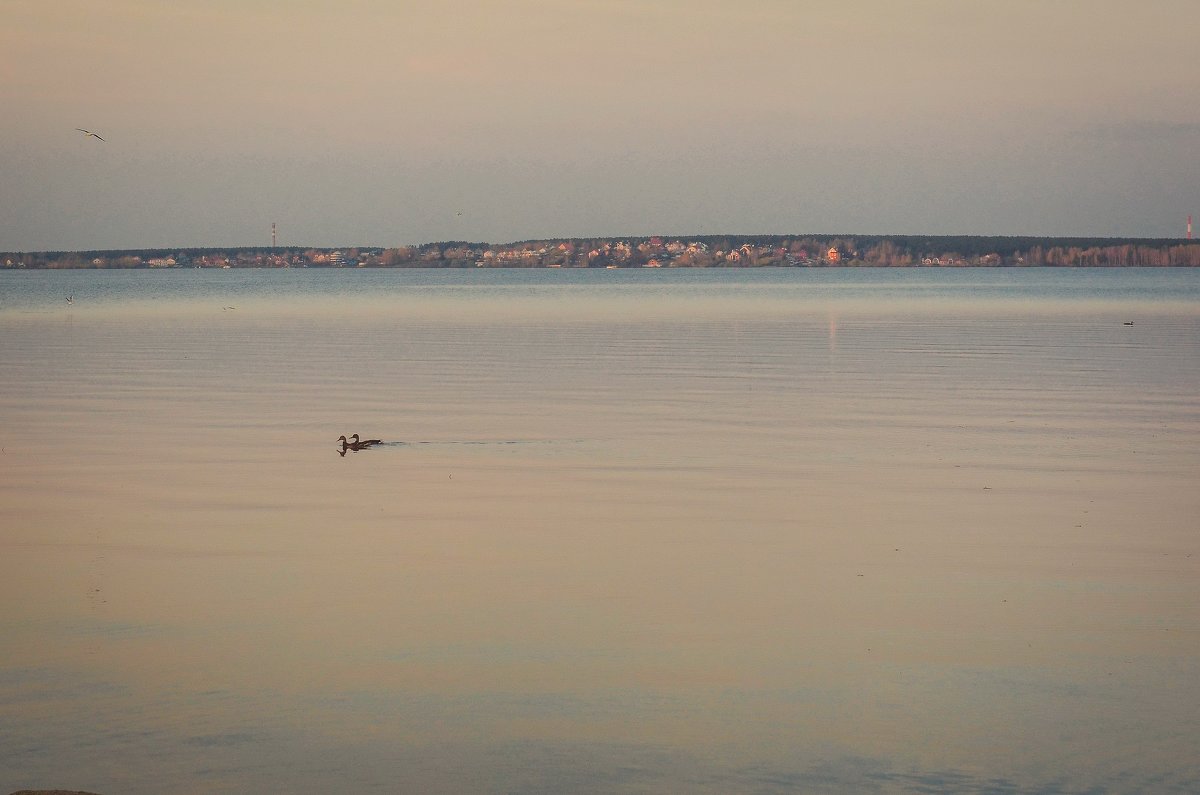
[337,433,383,455]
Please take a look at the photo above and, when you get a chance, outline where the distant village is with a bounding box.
[5,235,1200,269]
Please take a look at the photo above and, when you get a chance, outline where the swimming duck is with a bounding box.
[337,434,383,452]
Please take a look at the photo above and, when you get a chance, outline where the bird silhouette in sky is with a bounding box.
[75,128,105,141]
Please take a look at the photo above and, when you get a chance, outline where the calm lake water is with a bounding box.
[2,268,1198,794]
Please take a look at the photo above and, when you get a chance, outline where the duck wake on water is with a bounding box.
[336,434,582,456]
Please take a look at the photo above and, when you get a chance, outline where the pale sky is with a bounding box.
[2,0,1198,250]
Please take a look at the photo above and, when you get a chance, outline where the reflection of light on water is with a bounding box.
[2,270,1199,793]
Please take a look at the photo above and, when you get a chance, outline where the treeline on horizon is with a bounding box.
[4,234,1200,268]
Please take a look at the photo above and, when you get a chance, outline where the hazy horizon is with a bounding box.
[8,231,1200,259]
[3,0,1199,251]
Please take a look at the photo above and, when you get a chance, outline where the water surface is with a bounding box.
[2,269,1198,793]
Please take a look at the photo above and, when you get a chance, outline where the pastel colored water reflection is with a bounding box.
[2,269,1198,794]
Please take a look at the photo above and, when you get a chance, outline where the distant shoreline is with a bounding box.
[4,234,1200,269]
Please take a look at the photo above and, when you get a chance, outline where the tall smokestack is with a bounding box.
[1189,215,1193,241]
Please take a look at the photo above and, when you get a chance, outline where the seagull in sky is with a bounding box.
[75,128,105,141]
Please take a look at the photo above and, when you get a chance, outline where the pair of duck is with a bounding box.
[338,433,382,452]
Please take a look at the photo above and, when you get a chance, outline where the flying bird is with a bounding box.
[75,128,105,141]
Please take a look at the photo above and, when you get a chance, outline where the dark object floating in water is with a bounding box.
[338,433,383,455]
[1123,321,1134,325]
